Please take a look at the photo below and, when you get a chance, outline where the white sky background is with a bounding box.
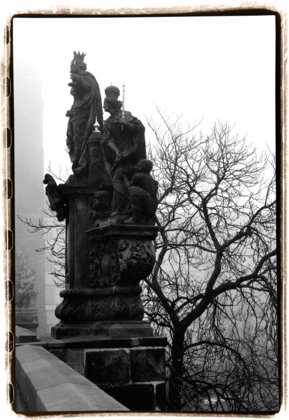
[1,6,284,420]
[13,15,276,174]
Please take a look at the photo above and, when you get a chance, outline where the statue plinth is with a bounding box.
[54,131,112,291]
[52,222,158,339]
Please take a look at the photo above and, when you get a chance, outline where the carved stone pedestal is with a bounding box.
[54,285,143,323]
[53,223,158,339]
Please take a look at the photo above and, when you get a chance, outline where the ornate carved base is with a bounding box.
[87,223,158,288]
[55,285,143,323]
[53,222,159,339]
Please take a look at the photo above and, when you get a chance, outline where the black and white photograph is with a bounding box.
[9,8,280,415]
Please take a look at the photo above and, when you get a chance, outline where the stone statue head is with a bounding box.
[104,85,123,113]
[70,51,87,74]
[103,97,123,113]
[135,159,153,173]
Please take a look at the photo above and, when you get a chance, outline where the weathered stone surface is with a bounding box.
[66,51,103,176]
[130,348,165,382]
[99,223,159,239]
[51,321,154,340]
[88,234,156,287]
[101,85,146,214]
[49,348,85,376]
[14,381,29,412]
[124,159,158,225]
[36,382,127,412]
[43,334,167,349]
[52,223,158,326]
[16,336,167,412]
[87,132,110,185]
[43,174,68,221]
[16,326,38,343]
[156,382,167,411]
[49,348,84,364]
[55,287,144,324]
[53,184,162,326]
[24,362,88,390]
[15,344,128,412]
[42,67,165,401]
[85,349,129,385]
[66,363,85,376]
[104,383,155,411]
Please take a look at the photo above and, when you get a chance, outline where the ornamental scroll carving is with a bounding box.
[89,237,156,288]
[116,239,156,283]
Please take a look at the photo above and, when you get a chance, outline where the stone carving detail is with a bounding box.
[89,235,156,290]
[66,51,103,176]
[124,159,158,225]
[89,237,103,288]
[101,85,146,214]
[55,286,143,322]
[46,61,161,332]
[116,239,156,283]
[43,174,67,221]
[90,191,111,226]
[89,238,118,287]
[55,295,87,322]
[101,251,119,286]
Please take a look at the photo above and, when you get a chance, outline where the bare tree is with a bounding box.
[142,109,277,411]
[18,111,278,412]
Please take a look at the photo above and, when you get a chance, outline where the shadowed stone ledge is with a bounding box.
[15,344,129,412]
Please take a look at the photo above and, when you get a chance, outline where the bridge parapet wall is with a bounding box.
[15,344,129,412]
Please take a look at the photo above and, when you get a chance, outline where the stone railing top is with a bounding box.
[16,344,129,412]
[15,326,38,343]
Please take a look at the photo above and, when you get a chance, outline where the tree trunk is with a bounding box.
[168,329,185,410]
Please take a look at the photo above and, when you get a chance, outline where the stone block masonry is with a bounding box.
[85,344,166,411]
[15,344,129,412]
[40,334,167,411]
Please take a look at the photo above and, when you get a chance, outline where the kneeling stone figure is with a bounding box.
[125,159,158,225]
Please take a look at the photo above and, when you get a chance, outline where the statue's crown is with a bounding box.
[105,85,120,100]
[73,51,86,62]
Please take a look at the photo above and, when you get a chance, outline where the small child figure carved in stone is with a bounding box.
[124,159,158,225]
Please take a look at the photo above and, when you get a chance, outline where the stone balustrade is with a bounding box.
[15,325,38,343]
[15,344,129,412]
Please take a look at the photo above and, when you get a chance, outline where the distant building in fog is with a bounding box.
[14,64,47,336]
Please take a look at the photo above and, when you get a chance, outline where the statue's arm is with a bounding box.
[130,173,142,187]
[107,140,120,158]
[77,77,91,90]
[70,73,91,90]
[119,118,140,132]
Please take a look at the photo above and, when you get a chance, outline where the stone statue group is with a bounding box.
[44,52,160,327]
[63,51,158,226]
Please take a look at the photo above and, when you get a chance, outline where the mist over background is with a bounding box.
[13,14,276,337]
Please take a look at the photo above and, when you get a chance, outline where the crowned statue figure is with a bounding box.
[101,85,146,214]
[66,51,103,176]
